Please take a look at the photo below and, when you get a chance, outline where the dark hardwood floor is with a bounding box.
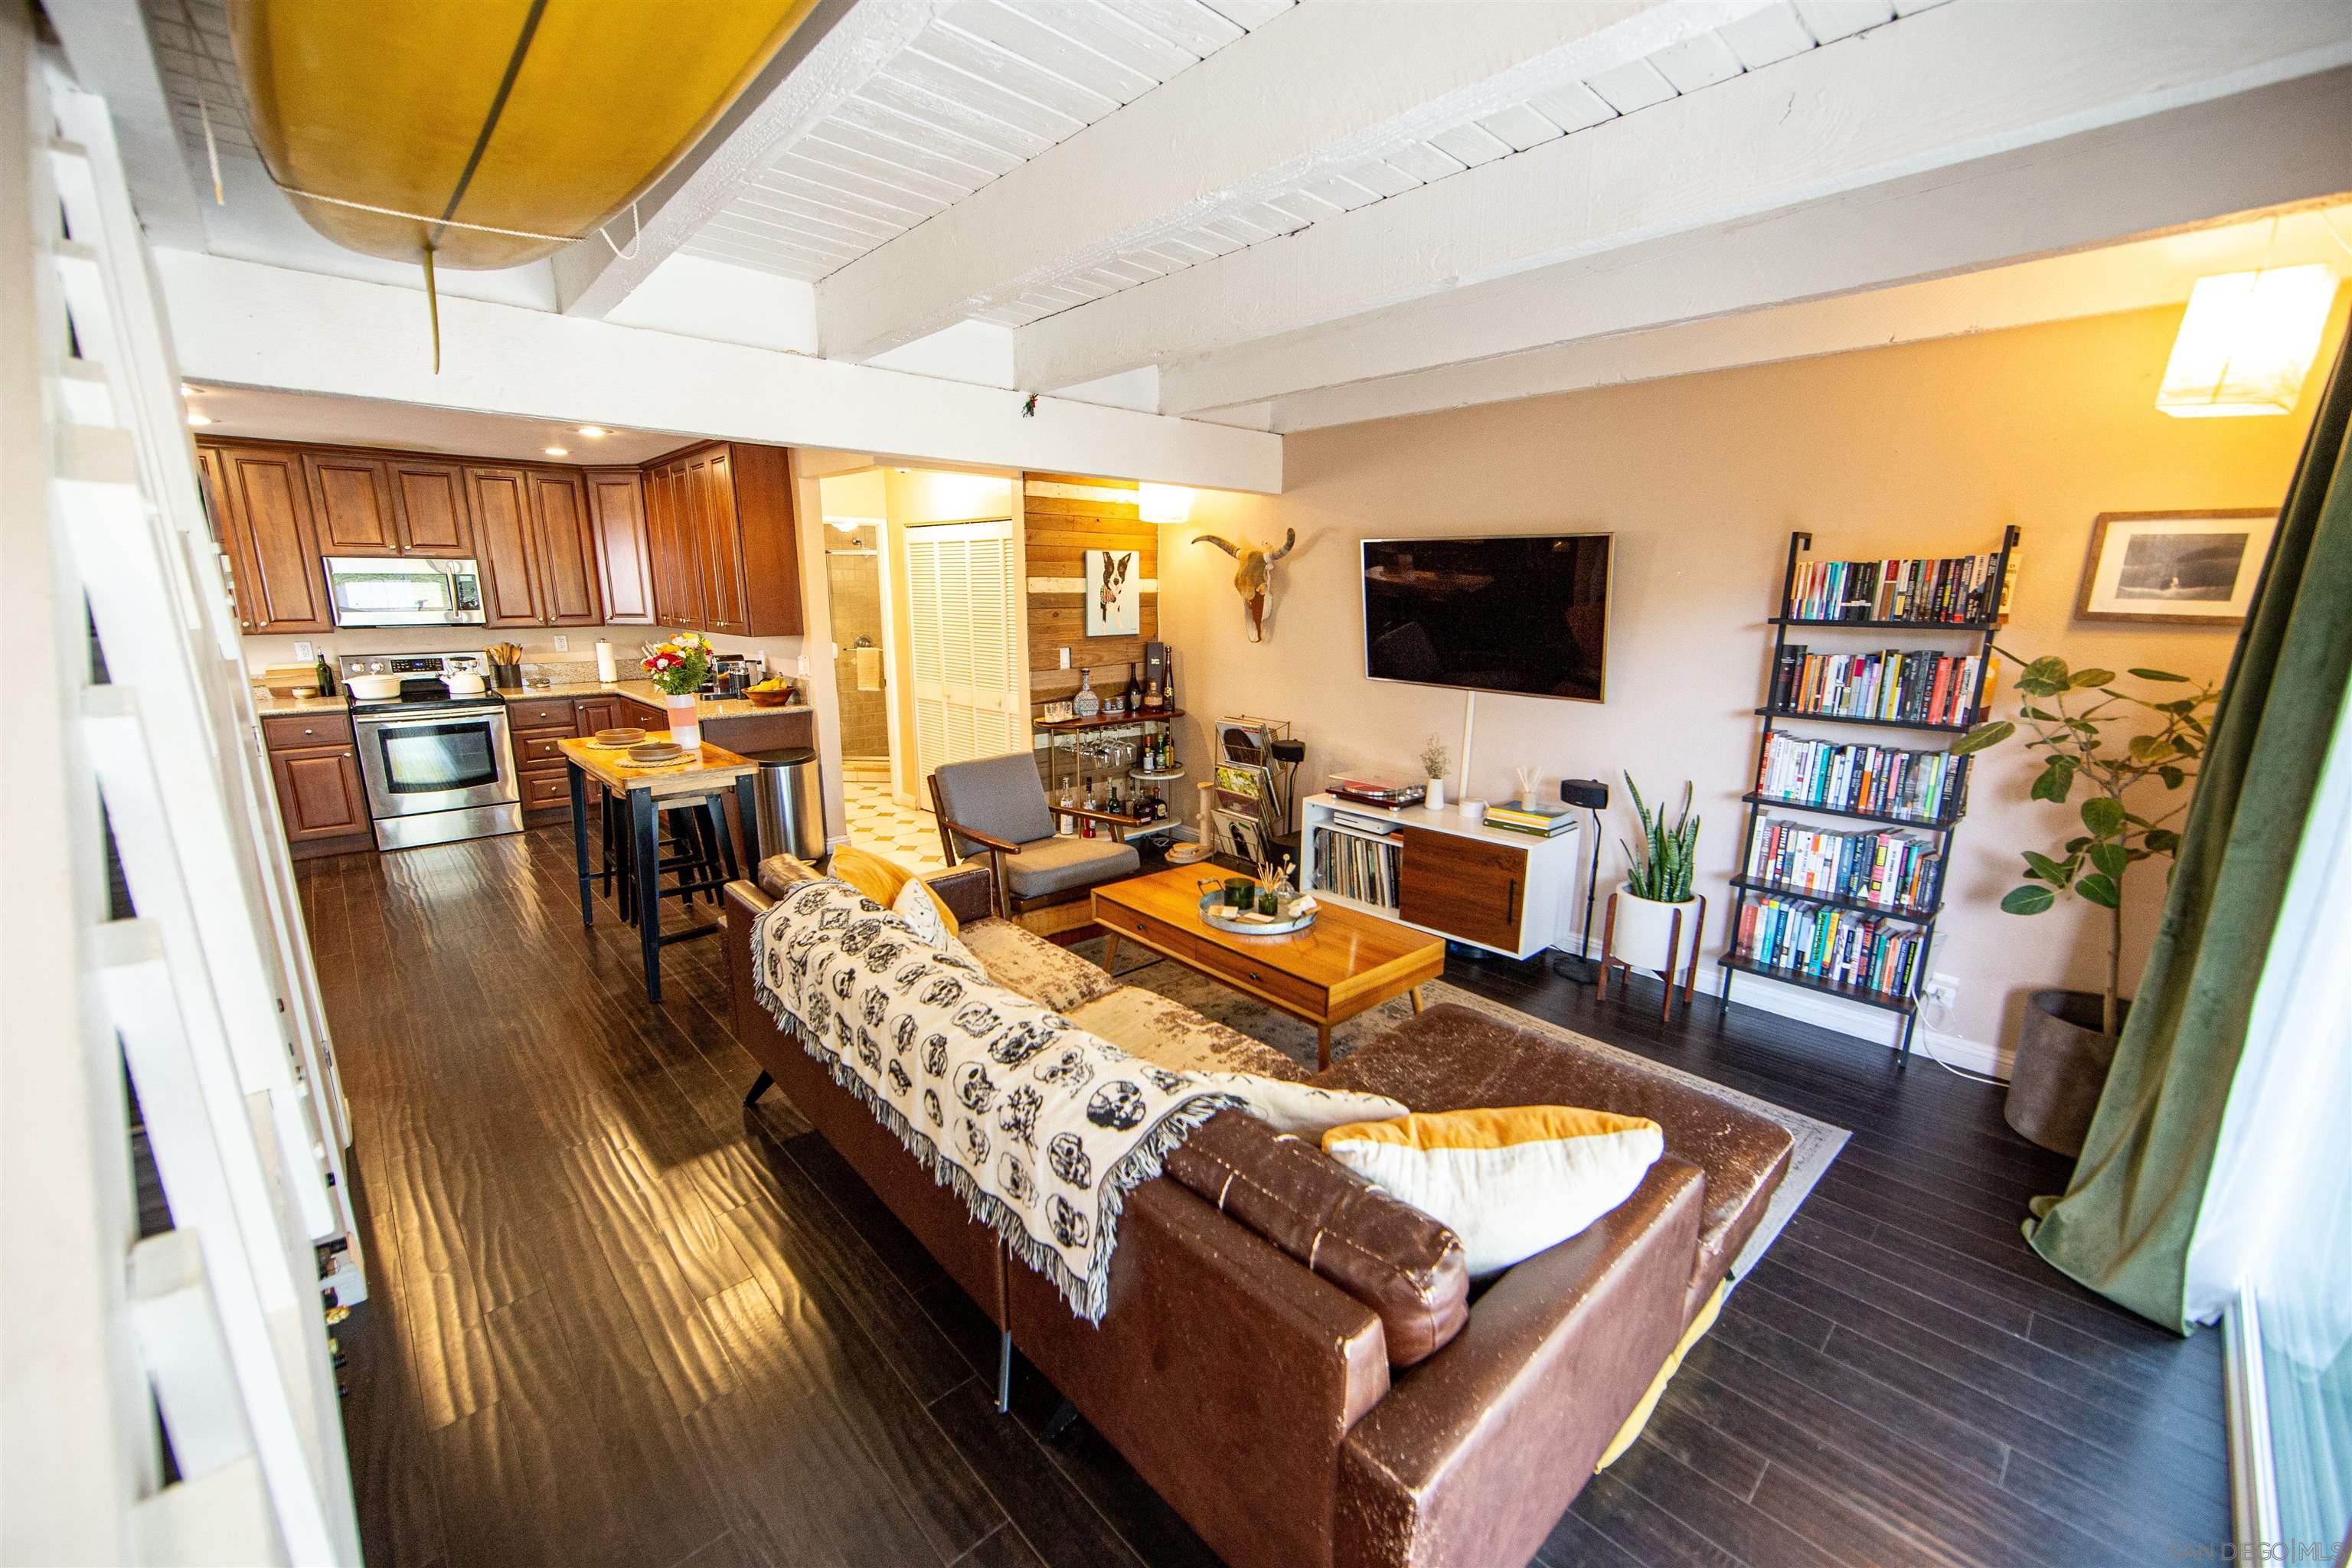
[305,827,2227,1568]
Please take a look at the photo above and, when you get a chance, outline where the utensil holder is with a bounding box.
[490,662,523,690]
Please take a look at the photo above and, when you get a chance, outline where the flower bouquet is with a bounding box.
[642,632,712,747]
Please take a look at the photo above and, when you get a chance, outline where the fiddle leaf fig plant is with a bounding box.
[1952,652,2220,1034]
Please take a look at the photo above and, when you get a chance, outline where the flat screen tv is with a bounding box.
[1361,534,1612,703]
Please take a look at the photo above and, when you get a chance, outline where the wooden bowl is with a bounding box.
[746,688,793,707]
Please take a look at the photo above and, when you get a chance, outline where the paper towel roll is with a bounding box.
[854,644,884,691]
[594,639,617,683]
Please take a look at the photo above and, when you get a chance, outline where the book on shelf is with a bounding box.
[1754,733,1966,822]
[1746,818,1940,914]
[1769,645,1984,727]
[1736,897,1926,998]
[1484,801,1576,836]
[1787,551,2004,624]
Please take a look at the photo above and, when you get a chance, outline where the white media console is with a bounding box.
[1298,792,1584,961]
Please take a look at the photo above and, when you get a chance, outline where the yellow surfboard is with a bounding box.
[230,0,816,270]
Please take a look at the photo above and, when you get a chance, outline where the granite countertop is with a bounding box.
[497,678,808,720]
[253,691,351,717]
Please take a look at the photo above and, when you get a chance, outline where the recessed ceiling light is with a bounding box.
[544,446,569,456]
[577,426,609,438]
[179,383,200,397]
[185,412,214,426]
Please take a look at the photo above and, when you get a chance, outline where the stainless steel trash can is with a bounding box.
[741,746,823,864]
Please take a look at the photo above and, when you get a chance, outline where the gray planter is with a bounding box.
[2004,988,2128,1156]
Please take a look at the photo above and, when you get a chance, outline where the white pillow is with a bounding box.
[1186,1071,1409,1137]
[892,877,979,970]
[1321,1106,1664,1276]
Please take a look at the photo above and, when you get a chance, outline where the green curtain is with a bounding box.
[2027,330,2352,1334]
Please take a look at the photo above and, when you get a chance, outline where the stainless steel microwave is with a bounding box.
[322,556,486,627]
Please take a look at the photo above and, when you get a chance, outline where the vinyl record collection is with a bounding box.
[1745,819,1942,914]
[1313,822,1401,908]
[1784,550,2006,624]
[1770,646,1986,728]
[1753,733,1967,824]
[1211,716,1287,861]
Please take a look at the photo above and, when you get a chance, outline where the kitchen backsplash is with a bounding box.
[240,625,802,680]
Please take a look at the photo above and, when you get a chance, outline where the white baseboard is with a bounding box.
[1705,960,2010,1080]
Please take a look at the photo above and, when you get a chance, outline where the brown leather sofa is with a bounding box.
[723,859,1792,1568]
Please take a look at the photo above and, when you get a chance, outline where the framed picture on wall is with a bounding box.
[2076,509,2277,625]
[1085,547,1141,636]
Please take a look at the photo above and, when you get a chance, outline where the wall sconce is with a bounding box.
[1138,482,1194,524]
[2158,264,2339,418]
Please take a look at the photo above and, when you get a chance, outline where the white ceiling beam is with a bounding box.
[47,0,207,250]
[1021,0,2352,396]
[815,0,1772,363]
[1256,200,2352,433]
[550,0,949,320]
[1165,64,2352,419]
[152,250,1279,492]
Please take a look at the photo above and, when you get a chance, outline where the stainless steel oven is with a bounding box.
[324,555,486,627]
[351,701,522,851]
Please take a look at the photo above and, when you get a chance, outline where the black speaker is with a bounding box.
[1560,777,1609,811]
[1269,738,1306,764]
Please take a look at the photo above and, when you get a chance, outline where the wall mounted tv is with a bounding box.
[1361,534,1612,703]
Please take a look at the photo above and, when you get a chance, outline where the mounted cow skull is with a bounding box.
[1193,529,1296,642]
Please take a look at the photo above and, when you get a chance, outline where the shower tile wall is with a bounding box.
[828,526,890,761]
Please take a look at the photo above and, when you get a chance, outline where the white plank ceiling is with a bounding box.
[685,0,1940,325]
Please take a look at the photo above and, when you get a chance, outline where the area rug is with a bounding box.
[1069,940,1847,1279]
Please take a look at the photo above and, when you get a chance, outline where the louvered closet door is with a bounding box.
[903,520,1021,788]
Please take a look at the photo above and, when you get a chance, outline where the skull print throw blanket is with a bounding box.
[751,876,1242,1321]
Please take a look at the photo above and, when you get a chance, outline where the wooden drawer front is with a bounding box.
[1191,940,1327,1015]
[262,712,354,750]
[1096,902,1197,964]
[1397,825,1528,951]
[508,700,578,731]
[574,696,622,736]
[514,730,573,769]
[521,771,573,809]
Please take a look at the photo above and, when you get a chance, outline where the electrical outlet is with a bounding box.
[554,634,569,652]
[1922,972,1959,1008]
[292,639,315,662]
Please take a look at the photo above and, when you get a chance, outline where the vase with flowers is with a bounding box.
[642,632,713,750]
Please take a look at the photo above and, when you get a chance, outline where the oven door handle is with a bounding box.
[354,707,508,729]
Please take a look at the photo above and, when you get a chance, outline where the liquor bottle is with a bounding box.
[1124,662,1142,714]
[1142,675,1164,712]
[313,655,336,697]
[1073,668,1099,718]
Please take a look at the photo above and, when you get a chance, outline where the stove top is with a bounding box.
[342,651,502,717]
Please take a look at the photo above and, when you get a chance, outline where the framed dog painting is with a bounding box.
[1086,548,1140,636]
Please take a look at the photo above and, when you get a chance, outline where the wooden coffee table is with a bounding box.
[1093,865,1444,1070]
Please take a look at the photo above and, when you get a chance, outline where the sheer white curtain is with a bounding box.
[2187,681,2352,1550]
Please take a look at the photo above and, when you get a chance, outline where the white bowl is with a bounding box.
[346,674,402,700]
[444,675,488,696]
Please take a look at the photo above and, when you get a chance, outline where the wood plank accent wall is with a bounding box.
[1023,472,1158,721]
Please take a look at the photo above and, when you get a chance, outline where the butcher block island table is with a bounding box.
[560,734,760,1002]
[1093,864,1444,1069]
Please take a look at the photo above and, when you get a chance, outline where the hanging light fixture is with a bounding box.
[2157,264,2339,418]
[1138,483,1194,524]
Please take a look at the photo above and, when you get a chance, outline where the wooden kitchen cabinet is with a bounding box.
[304,452,400,555]
[211,443,334,633]
[386,458,472,555]
[574,697,622,735]
[586,469,654,624]
[528,469,603,626]
[643,442,802,636]
[1397,825,1529,952]
[465,466,544,626]
[272,745,370,840]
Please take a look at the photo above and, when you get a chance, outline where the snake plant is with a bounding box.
[1622,773,1700,903]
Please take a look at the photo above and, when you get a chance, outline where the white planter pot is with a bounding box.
[1612,884,1697,975]
[663,692,702,750]
[1424,777,1446,811]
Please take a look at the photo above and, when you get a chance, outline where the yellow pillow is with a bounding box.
[1321,1106,1664,1276]
[828,845,959,935]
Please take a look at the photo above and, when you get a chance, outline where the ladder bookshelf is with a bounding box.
[1720,527,2020,1061]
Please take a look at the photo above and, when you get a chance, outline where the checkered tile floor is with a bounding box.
[844,781,948,873]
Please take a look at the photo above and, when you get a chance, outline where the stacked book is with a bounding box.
[1483,798,1576,837]
[1786,552,2004,624]
[1755,734,1964,824]
[1746,818,1941,914]
[1315,828,1400,909]
[1771,645,1984,727]
[1736,897,1928,998]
